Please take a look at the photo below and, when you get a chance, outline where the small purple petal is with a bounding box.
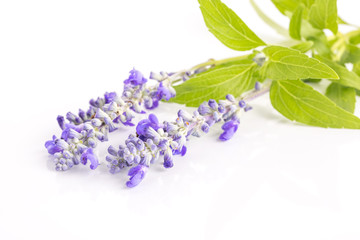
[208,99,218,110]
[218,104,225,113]
[219,119,240,141]
[66,112,82,124]
[124,68,147,86]
[198,103,211,115]
[144,97,159,110]
[104,92,117,104]
[163,159,174,168]
[148,114,159,125]
[255,81,261,91]
[244,106,253,112]
[239,100,246,108]
[163,151,174,168]
[122,120,135,127]
[173,146,188,156]
[226,94,235,102]
[80,148,99,170]
[45,136,63,155]
[126,164,148,188]
[78,109,86,121]
[136,114,161,137]
[156,82,174,101]
[57,115,65,130]
[201,123,210,133]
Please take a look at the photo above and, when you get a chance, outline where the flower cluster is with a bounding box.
[45,92,135,171]
[45,62,261,188]
[106,93,254,188]
[45,68,196,171]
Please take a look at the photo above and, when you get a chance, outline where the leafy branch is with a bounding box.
[169,0,360,129]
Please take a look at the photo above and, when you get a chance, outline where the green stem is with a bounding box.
[241,81,272,102]
[249,0,289,37]
[189,54,250,72]
[169,54,251,86]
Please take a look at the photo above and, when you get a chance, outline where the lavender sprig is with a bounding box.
[45,65,208,171]
[106,81,270,187]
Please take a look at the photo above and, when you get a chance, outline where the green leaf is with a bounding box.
[341,44,360,64]
[250,0,289,37]
[301,20,332,58]
[169,62,257,107]
[325,83,356,113]
[271,0,301,15]
[309,0,338,34]
[260,46,339,80]
[354,63,360,96]
[289,4,304,40]
[271,0,313,17]
[315,55,360,90]
[198,0,266,51]
[349,30,360,45]
[290,41,314,52]
[270,80,360,128]
[338,16,349,25]
[300,0,315,8]
[354,62,360,76]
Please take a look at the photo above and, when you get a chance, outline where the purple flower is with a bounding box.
[124,68,147,86]
[163,150,174,168]
[136,114,161,136]
[238,100,246,108]
[173,146,187,156]
[89,97,105,108]
[244,106,253,112]
[157,82,175,101]
[61,123,84,141]
[126,164,149,188]
[198,102,211,115]
[122,119,135,127]
[57,115,65,130]
[45,136,63,155]
[113,112,135,127]
[208,99,218,110]
[66,112,82,124]
[226,94,235,102]
[104,92,117,104]
[255,81,261,91]
[219,119,240,141]
[163,159,173,168]
[86,106,96,118]
[201,123,210,133]
[144,97,159,110]
[104,117,118,133]
[218,104,225,113]
[80,148,99,170]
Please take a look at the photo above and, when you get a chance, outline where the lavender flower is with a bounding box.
[46,65,216,172]
[219,118,240,141]
[45,136,64,155]
[126,164,149,188]
[81,148,99,170]
[104,92,118,104]
[136,113,161,136]
[157,81,176,101]
[46,67,185,171]
[124,68,148,86]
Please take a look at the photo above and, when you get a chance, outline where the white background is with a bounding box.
[1,0,360,239]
